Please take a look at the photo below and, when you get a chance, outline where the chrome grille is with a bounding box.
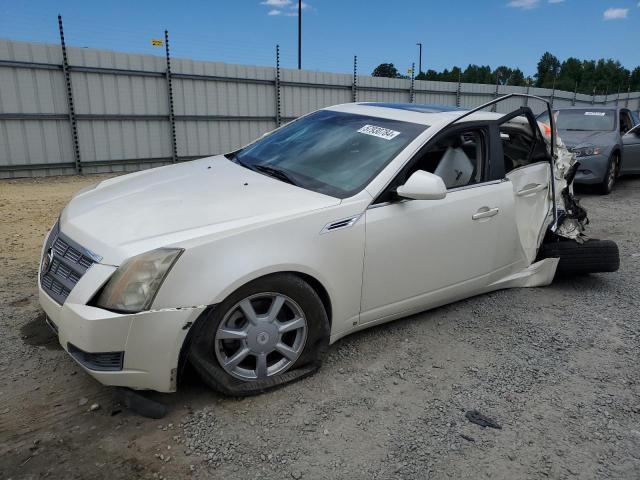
[40,223,101,305]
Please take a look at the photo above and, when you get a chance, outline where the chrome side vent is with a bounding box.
[320,214,362,234]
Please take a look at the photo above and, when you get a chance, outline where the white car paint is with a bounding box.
[39,102,562,392]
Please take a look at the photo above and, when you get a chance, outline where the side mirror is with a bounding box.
[396,170,447,200]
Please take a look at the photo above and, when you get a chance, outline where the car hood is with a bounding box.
[558,129,617,148]
[60,156,340,265]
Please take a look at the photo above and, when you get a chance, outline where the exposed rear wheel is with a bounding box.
[188,274,329,396]
[538,239,620,276]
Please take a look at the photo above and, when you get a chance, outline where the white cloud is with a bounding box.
[603,7,629,20]
[261,0,291,6]
[507,0,539,9]
[289,1,310,9]
[548,0,564,4]
[263,0,312,17]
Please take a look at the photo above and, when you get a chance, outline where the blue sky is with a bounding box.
[0,0,638,76]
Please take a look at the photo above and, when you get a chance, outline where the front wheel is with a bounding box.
[188,274,330,396]
[598,153,620,195]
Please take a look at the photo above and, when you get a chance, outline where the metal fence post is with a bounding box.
[550,75,556,108]
[409,62,415,103]
[58,15,82,174]
[572,81,577,106]
[456,71,461,108]
[491,75,499,112]
[275,45,281,127]
[524,83,530,107]
[591,87,596,105]
[352,55,358,103]
[164,30,178,163]
[615,84,621,106]
[626,84,631,108]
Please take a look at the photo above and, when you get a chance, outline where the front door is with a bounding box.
[360,181,519,324]
[622,125,640,174]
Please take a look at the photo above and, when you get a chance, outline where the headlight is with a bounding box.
[96,248,183,313]
[573,146,602,157]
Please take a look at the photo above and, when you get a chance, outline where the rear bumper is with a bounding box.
[39,285,206,392]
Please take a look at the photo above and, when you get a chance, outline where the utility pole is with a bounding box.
[416,42,422,75]
[297,0,302,69]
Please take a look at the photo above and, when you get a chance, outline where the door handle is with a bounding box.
[517,183,548,197]
[472,207,499,220]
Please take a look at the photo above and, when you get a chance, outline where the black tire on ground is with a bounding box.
[598,152,620,195]
[538,239,620,276]
[188,273,330,396]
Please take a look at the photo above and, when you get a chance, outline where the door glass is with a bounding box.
[620,112,633,134]
[407,129,486,189]
[500,117,549,173]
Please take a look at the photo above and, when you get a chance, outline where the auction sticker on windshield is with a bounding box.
[584,112,606,116]
[358,125,401,140]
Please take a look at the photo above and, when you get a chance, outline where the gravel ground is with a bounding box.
[1,174,639,480]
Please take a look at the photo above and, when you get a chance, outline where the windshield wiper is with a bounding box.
[253,165,298,186]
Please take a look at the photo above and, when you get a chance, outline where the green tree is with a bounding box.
[510,69,526,86]
[535,52,561,88]
[371,63,400,78]
[557,57,582,92]
[375,54,638,95]
[630,67,640,91]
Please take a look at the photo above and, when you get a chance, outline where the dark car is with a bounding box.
[538,106,639,194]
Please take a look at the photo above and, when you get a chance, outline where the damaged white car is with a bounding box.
[39,95,619,395]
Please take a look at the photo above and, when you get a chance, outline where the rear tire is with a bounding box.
[598,153,620,195]
[188,273,329,396]
[538,239,620,276]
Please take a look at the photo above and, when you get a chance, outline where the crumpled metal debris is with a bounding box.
[553,135,589,242]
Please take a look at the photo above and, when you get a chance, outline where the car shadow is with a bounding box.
[19,312,62,350]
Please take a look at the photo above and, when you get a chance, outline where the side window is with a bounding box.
[406,128,486,189]
[499,118,548,174]
[373,127,487,204]
[620,111,633,134]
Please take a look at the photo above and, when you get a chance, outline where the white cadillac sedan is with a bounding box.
[38,97,618,395]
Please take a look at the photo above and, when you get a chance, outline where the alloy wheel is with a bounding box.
[607,155,619,191]
[214,293,308,380]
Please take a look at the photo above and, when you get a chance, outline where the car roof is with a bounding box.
[324,102,504,126]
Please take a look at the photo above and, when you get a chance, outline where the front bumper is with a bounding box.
[39,283,206,393]
[573,153,609,184]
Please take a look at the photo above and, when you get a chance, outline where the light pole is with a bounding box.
[416,42,422,75]
[297,0,302,69]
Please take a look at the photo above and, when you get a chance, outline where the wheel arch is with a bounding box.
[176,269,333,388]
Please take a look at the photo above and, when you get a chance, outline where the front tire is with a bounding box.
[598,153,620,195]
[188,274,329,396]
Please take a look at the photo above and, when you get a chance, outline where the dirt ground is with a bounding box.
[1,174,639,480]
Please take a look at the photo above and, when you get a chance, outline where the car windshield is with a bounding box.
[538,109,615,132]
[232,110,427,198]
